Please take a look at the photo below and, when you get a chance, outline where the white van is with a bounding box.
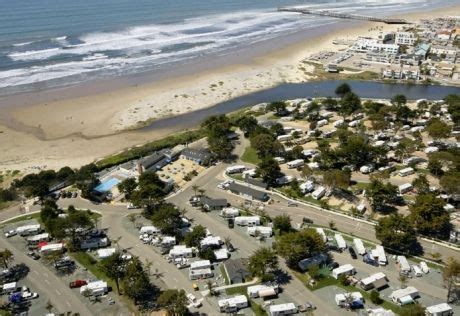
[419,261,430,274]
[412,265,423,277]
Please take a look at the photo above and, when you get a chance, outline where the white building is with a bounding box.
[218,295,248,313]
[352,39,399,54]
[395,32,416,46]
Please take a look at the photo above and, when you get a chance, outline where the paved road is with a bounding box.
[0,237,93,315]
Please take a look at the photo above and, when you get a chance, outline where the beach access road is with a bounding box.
[0,237,93,316]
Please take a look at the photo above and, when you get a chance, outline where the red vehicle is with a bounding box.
[69,279,87,288]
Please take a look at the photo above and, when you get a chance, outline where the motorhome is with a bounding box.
[96,248,116,259]
[226,165,247,174]
[332,264,356,279]
[334,234,347,251]
[390,287,419,305]
[372,245,387,265]
[81,237,110,250]
[312,186,326,200]
[425,303,453,316]
[360,272,388,290]
[420,261,430,274]
[269,303,297,316]
[247,284,278,298]
[220,207,240,218]
[169,245,194,258]
[190,260,211,271]
[234,216,260,227]
[315,228,327,242]
[399,167,415,177]
[399,183,413,194]
[39,243,64,254]
[397,256,411,274]
[353,238,366,255]
[287,159,304,169]
[412,265,423,277]
[317,119,328,127]
[80,280,108,296]
[139,226,160,235]
[218,295,248,313]
[189,268,213,280]
[200,236,222,249]
[299,181,315,194]
[277,135,292,142]
[26,233,49,245]
[16,224,41,237]
[247,226,273,238]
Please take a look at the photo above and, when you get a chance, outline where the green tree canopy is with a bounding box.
[335,83,351,97]
[339,92,361,116]
[426,118,451,140]
[375,214,419,254]
[366,179,398,212]
[157,289,189,316]
[256,157,281,187]
[391,94,407,107]
[248,247,279,280]
[409,194,450,239]
[323,169,351,191]
[273,214,292,234]
[184,225,206,248]
[439,171,460,195]
[151,203,183,236]
[118,177,137,199]
[275,229,326,267]
[411,174,430,194]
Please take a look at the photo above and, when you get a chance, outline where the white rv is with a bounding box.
[26,233,50,245]
[247,284,278,298]
[390,287,419,305]
[372,245,387,265]
[360,272,388,290]
[315,228,327,242]
[16,224,41,237]
[299,181,315,194]
[420,261,430,274]
[190,260,211,271]
[287,159,304,169]
[226,165,247,174]
[80,280,108,296]
[39,243,64,254]
[218,295,248,313]
[234,216,260,227]
[399,183,413,194]
[247,226,273,238]
[332,264,356,279]
[220,207,240,218]
[397,256,411,274]
[139,226,160,235]
[269,303,297,316]
[334,234,347,251]
[399,167,415,177]
[312,186,326,200]
[189,268,213,280]
[169,245,193,258]
[412,265,423,277]
[353,238,366,255]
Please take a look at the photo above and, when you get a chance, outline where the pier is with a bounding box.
[278,7,409,24]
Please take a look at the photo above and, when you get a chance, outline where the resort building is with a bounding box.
[395,31,417,46]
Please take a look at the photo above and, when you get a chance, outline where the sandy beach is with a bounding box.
[0,5,459,172]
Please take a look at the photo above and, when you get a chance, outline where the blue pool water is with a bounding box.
[94,178,120,193]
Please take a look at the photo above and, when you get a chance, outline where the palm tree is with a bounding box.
[223,237,232,248]
[198,189,205,197]
[112,236,122,250]
[192,185,199,197]
[144,259,153,277]
[45,300,54,313]
[127,213,137,226]
[0,249,13,268]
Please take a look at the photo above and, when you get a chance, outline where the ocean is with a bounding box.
[0,0,457,96]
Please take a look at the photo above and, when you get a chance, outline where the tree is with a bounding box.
[275,229,326,267]
[301,165,313,179]
[250,133,276,158]
[202,115,233,160]
[157,289,189,316]
[335,83,351,97]
[0,249,13,268]
[409,194,450,239]
[411,174,430,194]
[248,247,279,280]
[45,300,54,314]
[117,177,137,199]
[131,171,166,212]
[98,252,125,294]
[339,92,361,117]
[121,257,152,304]
[391,94,407,107]
[439,171,460,195]
[236,115,258,136]
[191,185,199,197]
[426,118,451,140]
[66,207,94,251]
[323,169,350,191]
[370,290,382,304]
[395,138,416,161]
[375,214,419,254]
[273,214,292,234]
[267,101,287,115]
[443,257,460,304]
[366,179,398,212]
[308,264,321,280]
[184,225,206,248]
[256,157,281,187]
[151,203,183,236]
[198,248,216,262]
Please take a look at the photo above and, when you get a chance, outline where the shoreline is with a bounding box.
[0,4,459,172]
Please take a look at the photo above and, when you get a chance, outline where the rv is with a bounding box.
[372,245,387,266]
[220,207,240,218]
[96,248,116,259]
[399,167,415,177]
[247,284,278,298]
[80,280,108,296]
[315,228,327,242]
[276,175,293,185]
[317,119,328,127]
[16,224,41,237]
[333,119,345,127]
[420,261,430,274]
[190,260,211,271]
[360,164,374,174]
[353,238,366,256]
[81,237,110,250]
[360,272,388,290]
[287,159,304,169]
[299,181,315,194]
[26,233,49,245]
[332,264,356,279]
[335,292,363,307]
[169,245,194,259]
[277,135,292,142]
[218,295,248,313]
[412,265,423,277]
[39,243,64,254]
[234,216,260,227]
[200,236,222,249]
[273,157,285,164]
[425,303,453,316]
[390,287,419,305]
[226,165,247,174]
[139,226,160,235]
[334,234,347,251]
[269,303,297,316]
[399,183,413,194]
[397,256,411,274]
[312,186,326,200]
[189,268,213,280]
[1,282,17,295]
[247,226,273,238]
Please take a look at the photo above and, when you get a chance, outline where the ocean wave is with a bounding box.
[12,41,34,47]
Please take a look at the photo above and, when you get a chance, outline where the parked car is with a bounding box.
[69,279,87,288]
[328,262,339,271]
[348,247,357,259]
[4,230,17,238]
[72,192,78,198]
[226,242,235,252]
[298,302,316,312]
[227,218,234,229]
[287,201,298,207]
[21,291,39,300]
[26,252,40,260]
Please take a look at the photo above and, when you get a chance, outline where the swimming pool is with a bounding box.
[94,178,120,193]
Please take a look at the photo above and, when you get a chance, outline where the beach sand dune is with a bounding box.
[0,6,458,172]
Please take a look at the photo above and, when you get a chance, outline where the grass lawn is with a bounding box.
[220,265,229,285]
[241,147,261,165]
[228,173,244,181]
[71,252,115,290]
[225,284,250,296]
[1,212,41,226]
